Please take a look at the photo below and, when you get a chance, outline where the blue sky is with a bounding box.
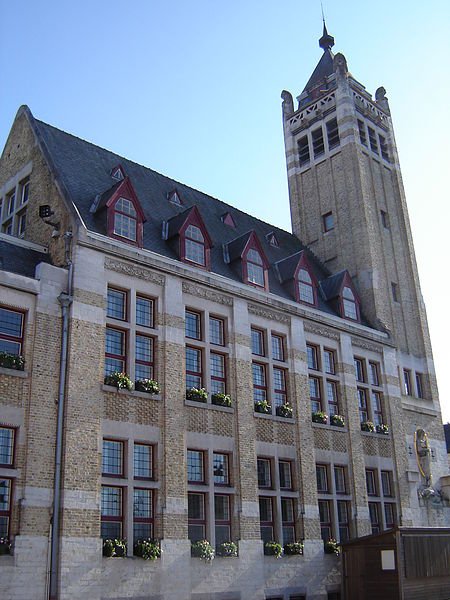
[2,0,450,420]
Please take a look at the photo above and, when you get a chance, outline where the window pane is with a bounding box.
[0,308,23,339]
[185,311,201,339]
[316,465,329,492]
[185,238,205,265]
[134,444,152,478]
[271,335,284,361]
[0,479,11,511]
[259,497,273,521]
[210,353,225,378]
[299,280,314,304]
[209,317,224,345]
[257,458,271,487]
[307,345,318,370]
[136,335,153,363]
[251,329,264,355]
[102,440,123,475]
[247,261,265,286]
[343,298,357,320]
[279,461,292,489]
[213,453,229,484]
[281,498,294,522]
[324,350,335,374]
[247,248,262,265]
[252,363,266,387]
[0,428,14,465]
[381,471,392,497]
[107,289,126,320]
[116,197,137,217]
[187,450,204,482]
[114,212,137,241]
[136,296,154,327]
[214,494,230,520]
[105,328,124,356]
[101,486,122,517]
[101,521,121,540]
[334,467,346,494]
[133,489,152,518]
[215,524,231,547]
[134,522,152,541]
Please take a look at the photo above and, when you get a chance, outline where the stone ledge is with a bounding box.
[312,422,347,432]
[185,399,233,413]
[254,412,295,423]
[102,384,162,401]
[0,367,28,378]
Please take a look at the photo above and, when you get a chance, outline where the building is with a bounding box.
[0,26,448,600]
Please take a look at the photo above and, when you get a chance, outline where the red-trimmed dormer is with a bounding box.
[104,178,146,247]
[224,231,269,290]
[163,206,212,269]
[320,270,361,323]
[275,250,318,306]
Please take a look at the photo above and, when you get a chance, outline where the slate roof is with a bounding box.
[0,239,50,278]
[27,109,370,324]
[302,48,335,94]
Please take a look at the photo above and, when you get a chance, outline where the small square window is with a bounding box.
[102,439,124,476]
[136,296,154,328]
[134,443,153,479]
[271,334,284,361]
[323,212,334,232]
[187,449,205,483]
[251,328,265,356]
[107,288,127,320]
[307,344,319,370]
[324,349,335,374]
[213,452,229,485]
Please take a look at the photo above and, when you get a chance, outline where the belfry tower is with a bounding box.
[281,25,440,412]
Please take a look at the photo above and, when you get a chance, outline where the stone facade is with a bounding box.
[0,32,448,600]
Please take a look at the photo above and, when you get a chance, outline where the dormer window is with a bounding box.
[168,190,183,206]
[113,197,137,241]
[298,268,315,304]
[184,224,206,266]
[342,286,358,320]
[221,212,236,228]
[111,166,125,181]
[245,248,265,287]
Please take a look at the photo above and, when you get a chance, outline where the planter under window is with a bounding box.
[376,424,389,435]
[312,411,328,425]
[361,421,376,433]
[254,401,272,414]
[186,387,208,403]
[276,403,293,418]
[211,393,232,407]
[330,414,345,428]
[0,352,25,371]
[135,379,160,395]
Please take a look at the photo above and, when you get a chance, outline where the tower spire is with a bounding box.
[319,20,334,51]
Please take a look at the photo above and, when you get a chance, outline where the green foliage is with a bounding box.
[216,541,238,557]
[283,541,304,555]
[361,421,376,433]
[104,371,133,390]
[276,403,293,418]
[133,538,161,560]
[324,538,340,556]
[0,352,25,371]
[211,393,232,407]
[330,414,345,427]
[135,379,160,394]
[186,387,208,402]
[376,423,389,435]
[264,541,283,558]
[102,538,127,557]
[0,537,11,555]
[312,411,328,424]
[191,539,215,561]
[254,400,272,414]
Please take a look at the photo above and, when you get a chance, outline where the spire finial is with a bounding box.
[319,5,334,51]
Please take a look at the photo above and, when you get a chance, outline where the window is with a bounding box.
[213,453,229,485]
[251,328,265,356]
[113,197,137,242]
[355,358,365,382]
[184,224,206,266]
[186,310,201,339]
[403,369,412,396]
[0,179,29,239]
[281,498,295,543]
[209,316,225,346]
[317,463,352,543]
[0,427,15,467]
[307,345,319,370]
[101,486,123,539]
[356,356,386,428]
[102,439,124,476]
[298,268,315,304]
[415,373,424,398]
[380,210,389,229]
[133,488,153,540]
[334,466,346,494]
[298,135,310,166]
[259,497,274,542]
[316,465,329,493]
[379,134,390,161]
[357,388,369,422]
[107,288,127,320]
[279,461,292,490]
[391,282,399,302]
[371,391,383,426]
[253,363,267,403]
[366,469,396,533]
[312,127,325,157]
[188,492,206,541]
[326,380,339,416]
[309,376,322,413]
[105,327,126,376]
[369,362,379,386]
[134,443,153,479]
[136,296,154,328]
[105,290,158,383]
[368,127,379,154]
[0,307,25,355]
[326,118,340,150]
[257,458,272,488]
[323,211,334,232]
[271,334,284,361]
[186,346,203,389]
[324,349,335,374]
[0,478,12,538]
[245,247,265,287]
[187,450,205,483]
[358,120,367,146]
[210,352,226,394]
[342,286,358,320]
[215,494,231,547]
[273,368,287,408]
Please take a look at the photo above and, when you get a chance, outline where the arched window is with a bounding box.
[113,197,137,242]
[342,286,358,320]
[298,268,315,304]
[184,224,205,266]
[246,248,265,287]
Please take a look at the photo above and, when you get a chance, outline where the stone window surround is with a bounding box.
[316,460,352,543]
[0,162,32,240]
[364,466,397,533]
[354,355,385,426]
[306,340,341,419]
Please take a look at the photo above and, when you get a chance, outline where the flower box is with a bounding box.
[276,403,293,418]
[135,379,160,394]
[254,401,272,414]
[133,538,161,560]
[186,387,208,403]
[216,541,238,557]
[330,414,345,428]
[191,539,215,561]
[312,411,328,424]
[103,538,127,557]
[361,421,376,433]
[324,539,340,556]
[264,541,283,558]
[104,372,133,391]
[0,352,24,371]
[211,393,232,407]
[283,541,304,555]
[0,538,11,556]
[376,423,389,435]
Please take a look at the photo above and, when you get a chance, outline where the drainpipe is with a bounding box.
[49,232,73,600]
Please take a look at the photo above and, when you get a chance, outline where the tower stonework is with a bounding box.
[282,26,440,416]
